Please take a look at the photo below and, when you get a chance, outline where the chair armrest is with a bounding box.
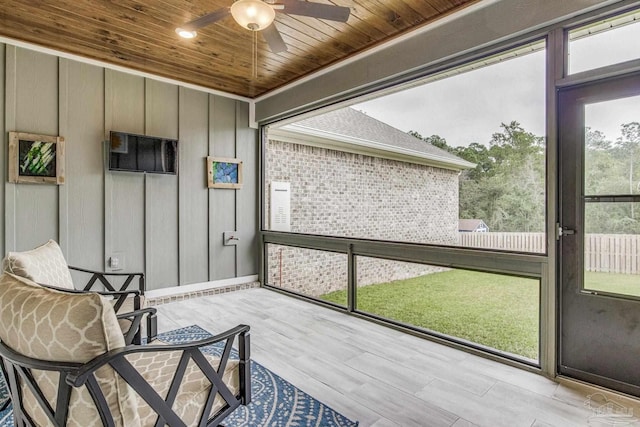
[67,324,250,387]
[68,266,145,294]
[68,265,145,277]
[97,290,141,297]
[116,308,158,345]
[2,324,250,382]
[38,283,140,299]
[1,325,251,427]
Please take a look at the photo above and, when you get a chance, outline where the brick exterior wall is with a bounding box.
[265,139,459,297]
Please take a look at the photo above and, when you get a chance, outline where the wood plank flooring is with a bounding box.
[155,288,640,426]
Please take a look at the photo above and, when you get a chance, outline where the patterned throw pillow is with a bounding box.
[127,350,240,426]
[2,239,75,289]
[0,273,141,427]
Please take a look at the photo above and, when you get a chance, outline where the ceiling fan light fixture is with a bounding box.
[230,0,275,31]
[176,27,197,38]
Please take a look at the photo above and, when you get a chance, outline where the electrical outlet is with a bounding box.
[109,252,125,271]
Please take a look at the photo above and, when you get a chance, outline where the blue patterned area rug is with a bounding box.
[0,325,358,427]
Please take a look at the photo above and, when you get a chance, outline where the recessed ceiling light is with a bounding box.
[175,28,197,39]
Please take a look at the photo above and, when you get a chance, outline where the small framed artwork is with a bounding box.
[8,132,65,185]
[207,156,243,189]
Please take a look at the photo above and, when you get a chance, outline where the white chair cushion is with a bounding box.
[2,239,75,289]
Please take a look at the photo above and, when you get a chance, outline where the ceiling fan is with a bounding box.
[176,0,351,53]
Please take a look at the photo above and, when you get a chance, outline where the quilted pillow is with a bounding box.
[0,273,141,427]
[2,239,75,289]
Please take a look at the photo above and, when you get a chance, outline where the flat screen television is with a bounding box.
[109,131,178,175]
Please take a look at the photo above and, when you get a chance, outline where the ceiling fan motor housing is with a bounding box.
[177,0,350,53]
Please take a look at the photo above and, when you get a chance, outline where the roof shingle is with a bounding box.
[294,107,466,164]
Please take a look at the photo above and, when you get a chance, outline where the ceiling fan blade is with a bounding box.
[182,8,231,30]
[279,0,350,22]
[262,24,288,53]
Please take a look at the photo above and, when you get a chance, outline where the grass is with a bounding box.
[320,270,640,361]
[585,271,640,297]
[321,270,540,360]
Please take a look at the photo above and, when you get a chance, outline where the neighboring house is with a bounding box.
[265,107,474,296]
[459,219,490,232]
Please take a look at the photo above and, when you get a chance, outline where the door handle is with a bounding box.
[557,224,576,239]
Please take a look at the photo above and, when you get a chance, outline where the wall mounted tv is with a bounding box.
[109,131,178,175]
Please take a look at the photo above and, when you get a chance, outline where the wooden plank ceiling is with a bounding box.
[0,0,478,98]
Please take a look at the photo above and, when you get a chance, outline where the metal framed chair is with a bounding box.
[2,240,156,345]
[0,273,251,427]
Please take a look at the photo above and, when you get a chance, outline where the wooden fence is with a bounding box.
[584,234,640,274]
[458,232,640,274]
[458,232,546,253]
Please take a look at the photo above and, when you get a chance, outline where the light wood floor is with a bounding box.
[155,288,640,427]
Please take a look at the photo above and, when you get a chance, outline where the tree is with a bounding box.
[410,121,545,232]
[585,122,640,233]
[454,143,494,180]
[585,127,618,195]
[408,131,451,151]
[454,122,545,232]
[411,121,640,234]
[617,122,640,218]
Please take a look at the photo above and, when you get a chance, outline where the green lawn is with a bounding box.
[320,270,640,361]
[321,270,540,360]
[585,271,640,297]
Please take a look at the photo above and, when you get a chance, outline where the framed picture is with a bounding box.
[207,156,243,189]
[8,132,65,185]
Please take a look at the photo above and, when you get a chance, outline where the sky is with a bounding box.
[353,19,640,148]
[586,96,640,142]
